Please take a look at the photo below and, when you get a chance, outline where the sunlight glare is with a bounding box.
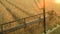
[55,0,60,4]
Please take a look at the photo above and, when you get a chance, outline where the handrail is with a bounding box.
[0,13,49,33]
[0,12,43,25]
[0,12,58,34]
[2,18,40,33]
[0,11,54,34]
[0,17,40,33]
[0,11,50,34]
[0,12,49,34]
[0,12,44,32]
[0,11,49,25]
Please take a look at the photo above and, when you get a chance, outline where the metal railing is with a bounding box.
[0,13,45,34]
[0,11,57,34]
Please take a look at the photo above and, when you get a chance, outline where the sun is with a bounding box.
[55,0,60,4]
